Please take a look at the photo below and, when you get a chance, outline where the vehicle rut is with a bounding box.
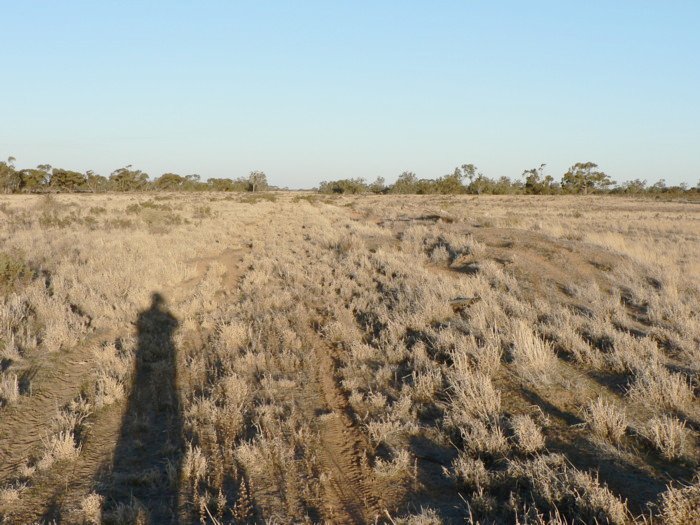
[302,326,383,524]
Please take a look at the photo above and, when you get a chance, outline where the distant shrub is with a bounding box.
[88,206,107,215]
[291,194,322,204]
[38,211,77,228]
[82,215,99,229]
[0,252,32,290]
[141,209,184,233]
[104,218,134,230]
[318,178,369,194]
[139,200,172,211]
[125,200,171,214]
[193,205,213,218]
[239,193,278,204]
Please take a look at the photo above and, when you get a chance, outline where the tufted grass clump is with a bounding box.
[0,252,33,291]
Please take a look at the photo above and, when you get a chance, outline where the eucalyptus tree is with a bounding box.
[50,168,87,191]
[0,157,20,193]
[248,171,268,192]
[561,162,614,194]
[522,163,556,194]
[109,165,149,191]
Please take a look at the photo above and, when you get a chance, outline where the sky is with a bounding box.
[1,1,699,188]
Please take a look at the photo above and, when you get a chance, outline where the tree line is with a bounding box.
[1,157,697,196]
[319,163,700,196]
[0,157,269,194]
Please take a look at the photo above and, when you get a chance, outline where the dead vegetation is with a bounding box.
[0,192,698,524]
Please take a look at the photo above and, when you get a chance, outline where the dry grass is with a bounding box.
[511,321,556,376]
[510,414,546,453]
[0,193,698,523]
[640,415,690,460]
[583,397,628,445]
[660,477,700,525]
[0,374,19,406]
[627,366,694,412]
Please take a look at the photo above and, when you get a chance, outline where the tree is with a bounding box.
[208,178,235,191]
[0,157,21,193]
[50,168,87,191]
[390,171,418,194]
[19,169,49,192]
[154,173,186,191]
[183,174,203,191]
[17,164,51,192]
[208,177,248,191]
[86,171,108,193]
[650,179,667,193]
[318,178,368,194]
[459,165,499,195]
[461,164,478,183]
[522,164,556,194]
[467,174,493,195]
[494,176,522,194]
[248,171,268,192]
[561,162,614,194]
[617,179,647,194]
[414,178,439,194]
[368,176,386,194]
[109,166,149,191]
[435,168,466,194]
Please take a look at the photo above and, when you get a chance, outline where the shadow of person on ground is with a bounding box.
[101,292,183,524]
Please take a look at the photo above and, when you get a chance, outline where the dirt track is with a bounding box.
[1,240,382,524]
[305,326,382,523]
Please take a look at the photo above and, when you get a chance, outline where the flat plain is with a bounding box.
[0,193,698,524]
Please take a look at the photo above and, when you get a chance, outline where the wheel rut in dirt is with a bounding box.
[302,325,383,524]
[0,329,110,484]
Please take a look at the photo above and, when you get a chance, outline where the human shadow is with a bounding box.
[101,293,183,524]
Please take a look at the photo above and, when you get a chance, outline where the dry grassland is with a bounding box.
[0,192,698,524]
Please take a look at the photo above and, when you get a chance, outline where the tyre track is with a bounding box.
[302,326,383,524]
[0,328,111,485]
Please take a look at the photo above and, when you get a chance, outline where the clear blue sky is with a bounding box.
[2,1,699,188]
